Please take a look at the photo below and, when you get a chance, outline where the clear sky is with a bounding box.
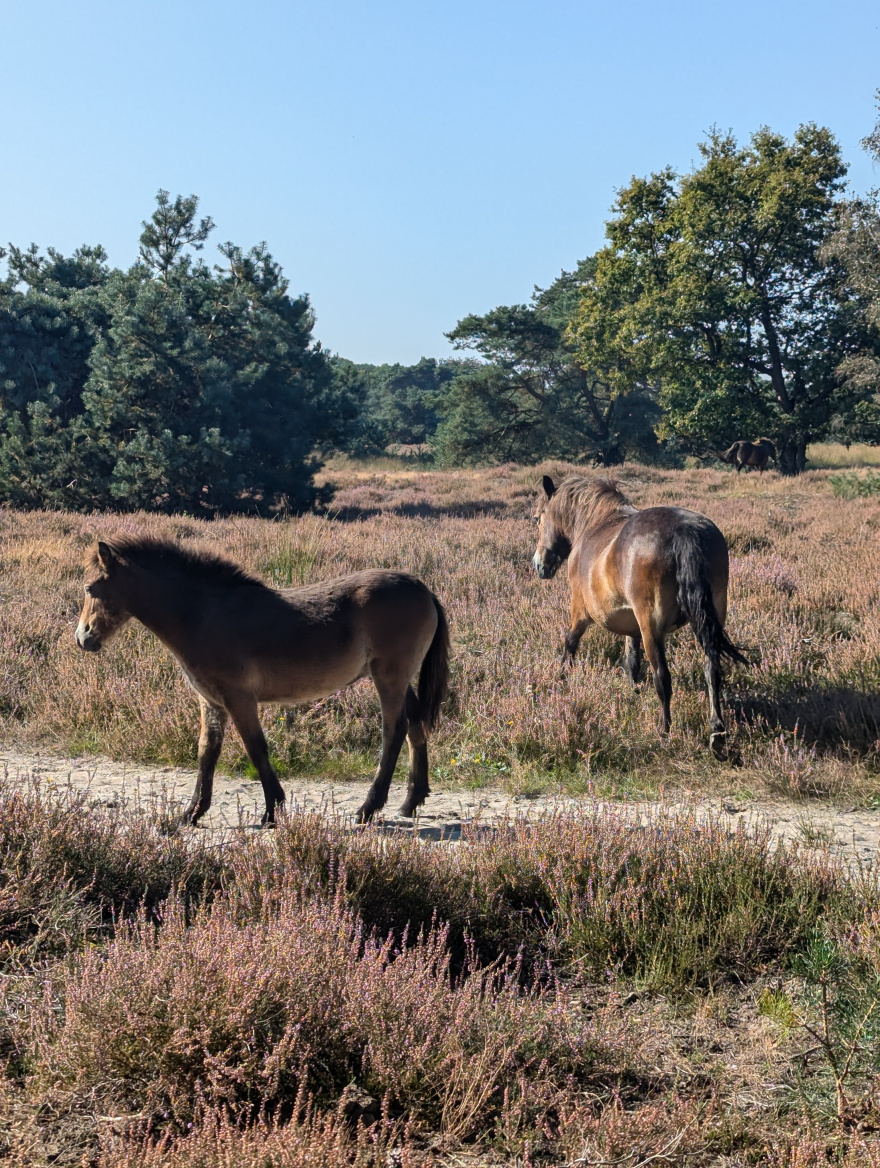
[1,0,878,364]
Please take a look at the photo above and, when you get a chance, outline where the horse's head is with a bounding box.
[75,542,133,652]
[532,475,571,579]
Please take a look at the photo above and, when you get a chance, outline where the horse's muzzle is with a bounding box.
[75,623,102,652]
[533,551,560,579]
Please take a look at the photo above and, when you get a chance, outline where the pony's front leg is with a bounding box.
[180,696,228,827]
[562,591,592,668]
[226,695,286,826]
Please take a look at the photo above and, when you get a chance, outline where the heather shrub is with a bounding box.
[231,808,849,990]
[0,777,225,962]
[24,890,612,1139]
[96,1106,425,1168]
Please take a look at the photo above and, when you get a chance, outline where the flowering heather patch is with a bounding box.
[1,784,880,1162]
[0,463,878,802]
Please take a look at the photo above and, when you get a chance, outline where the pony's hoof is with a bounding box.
[398,801,417,818]
[356,803,375,824]
[709,732,727,760]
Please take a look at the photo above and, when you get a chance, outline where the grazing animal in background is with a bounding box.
[75,539,449,826]
[717,438,777,473]
[532,475,747,757]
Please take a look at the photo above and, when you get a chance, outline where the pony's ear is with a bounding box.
[96,541,117,575]
[542,475,556,498]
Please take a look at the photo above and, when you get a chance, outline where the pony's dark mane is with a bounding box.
[549,476,636,538]
[89,537,269,591]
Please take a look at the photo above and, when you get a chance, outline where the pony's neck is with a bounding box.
[118,568,197,652]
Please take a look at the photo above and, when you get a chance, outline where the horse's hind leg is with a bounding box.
[180,697,228,827]
[357,674,409,824]
[623,634,643,685]
[640,627,672,736]
[226,695,287,826]
[399,685,429,818]
[704,655,727,759]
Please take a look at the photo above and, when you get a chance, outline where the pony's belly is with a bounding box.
[597,607,640,636]
[255,659,368,705]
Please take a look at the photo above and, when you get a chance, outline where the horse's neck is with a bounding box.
[121,573,195,652]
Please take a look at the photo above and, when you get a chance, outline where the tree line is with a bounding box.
[2,104,880,512]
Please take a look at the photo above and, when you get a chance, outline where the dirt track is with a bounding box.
[3,746,880,865]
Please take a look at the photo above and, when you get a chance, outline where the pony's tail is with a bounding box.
[418,596,450,734]
[672,527,749,669]
[717,444,737,465]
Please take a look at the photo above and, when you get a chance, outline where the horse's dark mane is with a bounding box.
[88,537,269,591]
[549,476,636,538]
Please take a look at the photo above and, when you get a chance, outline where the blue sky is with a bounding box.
[1,0,878,364]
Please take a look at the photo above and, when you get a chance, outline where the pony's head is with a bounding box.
[75,542,133,652]
[532,475,571,579]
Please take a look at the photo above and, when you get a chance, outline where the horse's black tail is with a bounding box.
[672,526,749,669]
[418,596,450,734]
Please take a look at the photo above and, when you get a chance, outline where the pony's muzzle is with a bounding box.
[75,622,102,652]
[533,551,560,579]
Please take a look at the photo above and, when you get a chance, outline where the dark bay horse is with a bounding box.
[533,476,747,756]
[75,539,449,826]
[717,438,776,473]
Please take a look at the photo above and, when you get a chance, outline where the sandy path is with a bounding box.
[2,745,879,864]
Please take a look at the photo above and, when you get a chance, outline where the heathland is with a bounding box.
[2,460,880,1165]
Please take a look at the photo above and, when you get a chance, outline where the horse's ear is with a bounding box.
[542,475,556,498]
[96,541,117,575]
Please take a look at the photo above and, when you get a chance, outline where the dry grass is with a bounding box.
[807,443,880,469]
[1,462,879,806]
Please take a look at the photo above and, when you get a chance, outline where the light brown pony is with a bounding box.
[533,476,747,756]
[75,538,449,826]
[717,438,776,473]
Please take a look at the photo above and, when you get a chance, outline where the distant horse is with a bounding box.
[75,539,449,826]
[532,476,747,757]
[717,438,776,473]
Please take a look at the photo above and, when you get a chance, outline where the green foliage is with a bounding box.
[822,94,880,440]
[761,925,880,1126]
[0,192,346,512]
[828,470,880,498]
[572,124,874,475]
[333,355,461,456]
[437,259,661,466]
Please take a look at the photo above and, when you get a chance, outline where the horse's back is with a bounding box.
[604,507,729,619]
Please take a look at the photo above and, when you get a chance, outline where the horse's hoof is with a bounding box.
[398,801,417,818]
[356,803,375,824]
[709,732,727,760]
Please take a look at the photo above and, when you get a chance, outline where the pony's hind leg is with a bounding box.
[180,696,228,827]
[226,695,287,826]
[639,627,673,736]
[399,685,429,818]
[623,634,643,685]
[357,674,409,824]
[704,655,727,758]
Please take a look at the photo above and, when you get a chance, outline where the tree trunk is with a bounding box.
[595,443,625,467]
[777,436,807,476]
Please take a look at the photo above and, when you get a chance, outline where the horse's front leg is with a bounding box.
[562,591,592,669]
[179,696,227,828]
